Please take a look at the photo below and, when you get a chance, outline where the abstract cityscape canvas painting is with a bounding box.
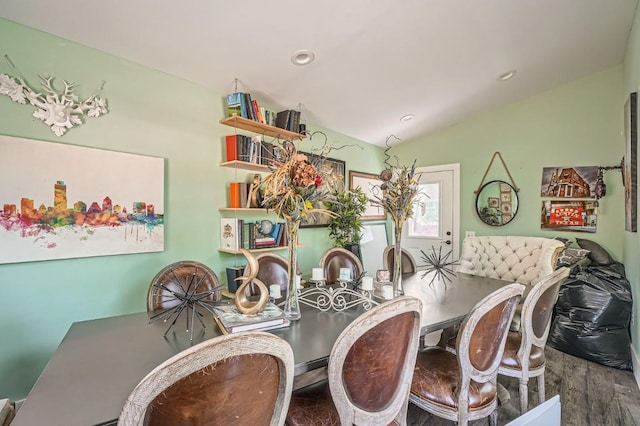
[0,135,164,264]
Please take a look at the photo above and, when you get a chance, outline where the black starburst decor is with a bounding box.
[149,272,223,341]
[419,246,459,286]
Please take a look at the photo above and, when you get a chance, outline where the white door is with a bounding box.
[401,164,460,266]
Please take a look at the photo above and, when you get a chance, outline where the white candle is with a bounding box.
[312,267,325,281]
[269,284,282,299]
[382,285,394,300]
[339,267,351,281]
[361,276,374,291]
[296,274,303,289]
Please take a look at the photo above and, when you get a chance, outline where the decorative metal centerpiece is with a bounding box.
[294,278,379,312]
[419,246,458,286]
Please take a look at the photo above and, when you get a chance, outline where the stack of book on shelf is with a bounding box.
[220,219,288,251]
[226,92,277,126]
[213,302,290,334]
[275,109,301,132]
[225,134,277,166]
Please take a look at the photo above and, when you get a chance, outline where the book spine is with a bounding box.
[225,135,238,161]
[244,93,255,120]
[229,182,241,208]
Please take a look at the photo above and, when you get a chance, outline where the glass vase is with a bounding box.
[393,221,404,296]
[283,217,301,321]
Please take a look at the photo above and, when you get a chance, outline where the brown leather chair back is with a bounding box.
[118,332,294,426]
[147,260,221,311]
[244,253,289,297]
[383,245,418,277]
[319,247,364,284]
[456,283,524,385]
[328,296,422,425]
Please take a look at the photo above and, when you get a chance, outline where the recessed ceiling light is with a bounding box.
[497,70,517,81]
[291,50,315,66]
[400,114,415,122]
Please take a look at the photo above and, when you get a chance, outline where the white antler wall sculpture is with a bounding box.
[0,56,108,136]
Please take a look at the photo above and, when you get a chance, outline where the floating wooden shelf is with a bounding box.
[220,116,305,141]
[219,245,301,255]
[219,207,272,213]
[219,160,271,173]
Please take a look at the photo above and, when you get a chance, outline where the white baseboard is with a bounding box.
[631,343,640,390]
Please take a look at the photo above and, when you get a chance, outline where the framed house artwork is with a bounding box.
[625,92,637,232]
[540,166,599,198]
[300,151,345,227]
[540,200,597,233]
[0,135,165,264]
[349,170,386,220]
[487,197,499,208]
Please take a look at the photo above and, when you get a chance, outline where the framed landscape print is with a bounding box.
[349,170,386,220]
[0,135,165,264]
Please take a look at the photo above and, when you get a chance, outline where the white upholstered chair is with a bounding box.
[457,236,564,286]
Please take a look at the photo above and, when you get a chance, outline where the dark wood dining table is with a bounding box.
[12,271,510,426]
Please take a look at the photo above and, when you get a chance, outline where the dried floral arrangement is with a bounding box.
[261,139,336,222]
[369,137,421,227]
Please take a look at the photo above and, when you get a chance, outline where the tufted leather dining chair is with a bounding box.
[383,245,418,278]
[498,267,570,414]
[319,247,364,284]
[457,236,564,286]
[147,260,222,311]
[410,283,524,426]
[286,296,423,426]
[118,332,294,426]
[243,252,289,297]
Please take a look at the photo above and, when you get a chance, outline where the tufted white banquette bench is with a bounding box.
[457,236,564,286]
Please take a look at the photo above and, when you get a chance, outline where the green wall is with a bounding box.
[0,19,385,400]
[623,7,640,362]
[392,66,625,259]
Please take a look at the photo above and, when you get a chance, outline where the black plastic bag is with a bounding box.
[548,262,633,370]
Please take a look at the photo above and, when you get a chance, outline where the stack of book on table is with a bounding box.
[212,301,290,334]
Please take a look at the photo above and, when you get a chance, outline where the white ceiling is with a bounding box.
[1,1,638,146]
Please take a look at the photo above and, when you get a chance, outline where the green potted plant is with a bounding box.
[326,187,368,258]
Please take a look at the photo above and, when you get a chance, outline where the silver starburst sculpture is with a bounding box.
[419,246,459,286]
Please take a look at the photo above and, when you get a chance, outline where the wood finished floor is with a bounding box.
[406,346,640,425]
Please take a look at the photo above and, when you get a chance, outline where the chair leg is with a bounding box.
[537,374,546,405]
[489,409,498,426]
[519,379,529,414]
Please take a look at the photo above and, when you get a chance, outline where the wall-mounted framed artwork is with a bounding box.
[349,170,387,221]
[299,151,345,227]
[540,166,599,198]
[624,92,637,232]
[540,200,597,233]
[0,135,165,264]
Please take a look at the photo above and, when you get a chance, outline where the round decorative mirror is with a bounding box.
[475,180,519,226]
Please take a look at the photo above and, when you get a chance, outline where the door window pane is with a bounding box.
[408,182,440,238]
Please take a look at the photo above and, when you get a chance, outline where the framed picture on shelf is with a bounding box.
[349,170,386,220]
[300,152,346,227]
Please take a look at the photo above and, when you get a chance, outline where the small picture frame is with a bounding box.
[501,203,512,214]
[488,197,499,208]
[500,192,511,203]
[500,182,512,193]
